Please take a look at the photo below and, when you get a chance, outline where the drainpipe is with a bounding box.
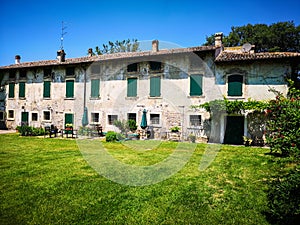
[83,67,86,110]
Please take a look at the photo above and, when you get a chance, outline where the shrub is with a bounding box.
[105,131,117,142]
[127,119,137,132]
[266,81,300,156]
[16,126,45,136]
[266,166,300,224]
[188,134,196,143]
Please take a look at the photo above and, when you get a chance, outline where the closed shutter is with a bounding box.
[65,113,73,127]
[66,80,74,98]
[43,81,51,98]
[190,75,203,96]
[228,75,243,96]
[150,77,161,97]
[19,82,25,98]
[91,79,100,98]
[8,83,15,98]
[127,78,137,97]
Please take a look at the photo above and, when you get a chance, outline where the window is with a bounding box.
[43,81,51,98]
[108,115,118,125]
[43,111,51,121]
[31,112,38,122]
[150,61,161,71]
[91,112,100,123]
[0,111,4,121]
[91,79,100,98]
[8,110,14,120]
[190,74,203,96]
[19,82,25,98]
[66,67,75,77]
[190,115,201,126]
[228,75,243,97]
[127,63,138,72]
[91,64,100,74]
[66,80,74,98]
[43,68,52,78]
[127,77,137,97]
[8,83,15,98]
[19,70,27,79]
[127,113,136,122]
[150,114,160,125]
[150,76,161,97]
[9,70,16,80]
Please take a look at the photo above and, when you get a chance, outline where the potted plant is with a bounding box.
[65,123,73,130]
[170,126,180,133]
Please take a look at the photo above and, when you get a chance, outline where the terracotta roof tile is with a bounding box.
[0,46,216,69]
[215,51,300,62]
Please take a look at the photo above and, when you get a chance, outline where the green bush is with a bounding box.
[127,119,137,132]
[267,166,300,224]
[16,126,45,136]
[266,81,300,156]
[105,131,117,142]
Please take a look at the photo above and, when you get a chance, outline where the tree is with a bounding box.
[92,39,140,55]
[203,21,300,52]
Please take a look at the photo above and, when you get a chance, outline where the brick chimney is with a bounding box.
[15,55,21,64]
[152,40,159,52]
[214,32,223,47]
[57,49,66,62]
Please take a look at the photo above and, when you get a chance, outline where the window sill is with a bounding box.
[125,96,139,100]
[19,97,26,100]
[7,118,15,121]
[226,96,245,100]
[64,97,75,100]
[188,95,205,98]
[8,98,15,100]
[43,97,52,100]
[90,97,101,100]
[148,96,162,99]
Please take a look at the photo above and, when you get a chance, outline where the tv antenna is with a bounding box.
[60,21,67,50]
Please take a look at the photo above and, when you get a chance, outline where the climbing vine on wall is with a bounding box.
[192,97,268,115]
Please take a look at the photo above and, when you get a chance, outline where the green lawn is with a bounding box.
[0,134,288,224]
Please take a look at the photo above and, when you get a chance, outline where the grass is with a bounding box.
[0,134,290,224]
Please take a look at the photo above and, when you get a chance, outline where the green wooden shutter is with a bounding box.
[65,113,73,126]
[127,78,137,97]
[91,79,100,98]
[228,75,243,96]
[190,75,203,96]
[8,83,15,98]
[66,80,74,98]
[43,81,51,98]
[21,112,29,125]
[19,82,25,98]
[150,77,161,97]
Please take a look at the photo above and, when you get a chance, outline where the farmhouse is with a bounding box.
[0,33,299,144]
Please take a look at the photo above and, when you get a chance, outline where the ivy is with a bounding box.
[192,97,268,115]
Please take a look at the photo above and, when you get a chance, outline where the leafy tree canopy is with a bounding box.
[91,39,140,55]
[203,21,300,52]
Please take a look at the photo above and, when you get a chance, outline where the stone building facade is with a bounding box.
[1,33,299,143]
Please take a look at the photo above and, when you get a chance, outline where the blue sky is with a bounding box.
[0,0,299,66]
